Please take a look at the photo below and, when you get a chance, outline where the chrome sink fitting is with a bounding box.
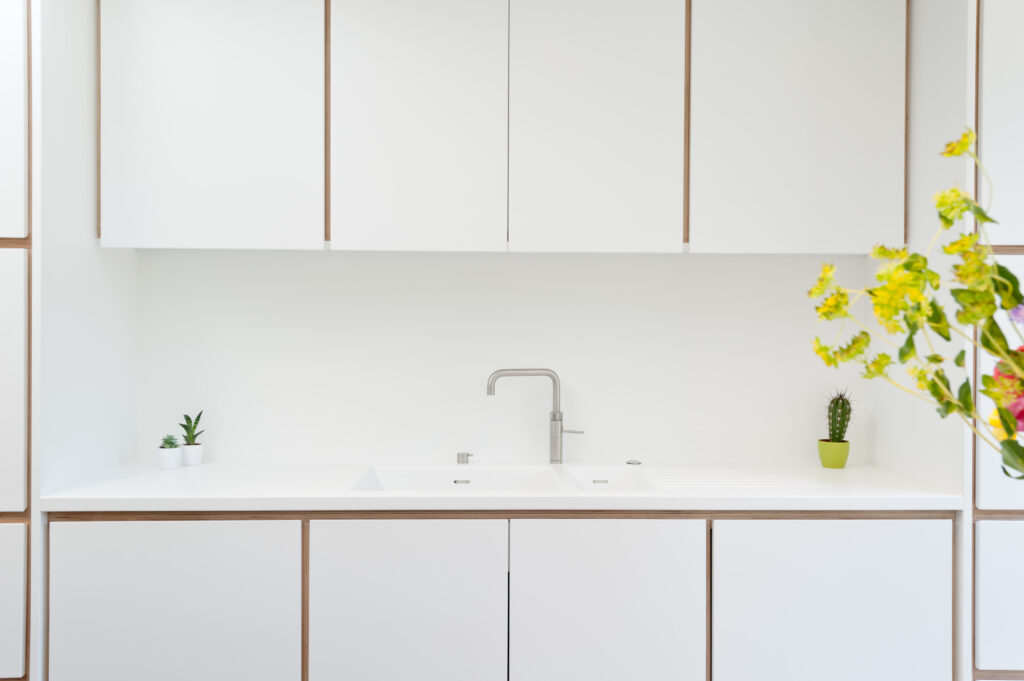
[486,368,582,464]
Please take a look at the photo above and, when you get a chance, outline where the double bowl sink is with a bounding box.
[353,465,656,493]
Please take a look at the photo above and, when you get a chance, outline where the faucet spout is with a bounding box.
[486,368,560,412]
[486,368,572,463]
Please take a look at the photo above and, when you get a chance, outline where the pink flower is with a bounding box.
[1008,395,1024,430]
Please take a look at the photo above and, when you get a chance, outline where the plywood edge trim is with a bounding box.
[46,510,959,522]
[0,238,31,249]
[975,671,1024,679]
[301,519,309,681]
[682,0,692,245]
[974,509,1024,520]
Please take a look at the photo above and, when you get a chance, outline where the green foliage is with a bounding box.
[808,128,1024,479]
[826,391,852,443]
[160,434,179,449]
[179,411,205,446]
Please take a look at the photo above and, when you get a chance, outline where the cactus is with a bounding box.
[160,434,179,449]
[826,391,852,442]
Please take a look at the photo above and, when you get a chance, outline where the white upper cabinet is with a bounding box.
[689,0,906,254]
[50,520,302,681]
[509,519,706,681]
[99,0,324,250]
[309,520,508,681]
[331,0,508,252]
[0,250,26,513]
[0,523,26,679]
[0,0,27,238]
[713,519,951,681]
[976,520,1024,670]
[508,0,686,253]
[979,0,1024,245]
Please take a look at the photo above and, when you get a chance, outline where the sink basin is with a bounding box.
[564,466,657,491]
[353,465,564,492]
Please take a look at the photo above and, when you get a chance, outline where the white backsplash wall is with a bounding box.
[136,252,875,468]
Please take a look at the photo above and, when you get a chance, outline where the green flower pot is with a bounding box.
[817,440,850,469]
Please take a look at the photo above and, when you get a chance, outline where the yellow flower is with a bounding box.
[871,245,909,261]
[862,353,892,379]
[990,409,1009,441]
[815,290,849,320]
[835,331,870,362]
[934,187,972,228]
[941,129,976,157]
[808,263,836,298]
[813,338,837,368]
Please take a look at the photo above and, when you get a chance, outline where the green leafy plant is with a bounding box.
[160,434,179,449]
[179,411,204,446]
[809,129,1024,478]
[825,391,852,443]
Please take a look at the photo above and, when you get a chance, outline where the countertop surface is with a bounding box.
[39,461,964,512]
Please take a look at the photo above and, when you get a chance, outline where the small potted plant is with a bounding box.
[157,434,182,469]
[818,391,851,469]
[179,411,205,466]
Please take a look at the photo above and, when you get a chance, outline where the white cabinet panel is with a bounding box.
[0,523,26,678]
[713,520,950,681]
[976,520,1024,669]
[0,0,27,238]
[331,0,507,252]
[50,520,302,681]
[100,0,324,249]
[508,0,686,253]
[689,0,905,253]
[309,520,508,681]
[509,519,706,681]
[979,0,1024,245]
[0,250,26,512]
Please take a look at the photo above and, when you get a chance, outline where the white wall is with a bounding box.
[136,251,874,468]
[37,0,138,495]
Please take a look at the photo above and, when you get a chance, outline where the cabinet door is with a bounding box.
[713,519,951,681]
[0,250,26,512]
[309,519,508,681]
[509,519,706,681]
[331,0,508,252]
[0,0,27,238]
[0,523,26,679]
[49,520,301,681]
[508,0,686,253]
[99,0,324,249]
[979,0,1024,245]
[976,520,1024,670]
[689,0,905,253]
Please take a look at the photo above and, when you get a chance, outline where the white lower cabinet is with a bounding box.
[309,519,509,681]
[976,520,1024,670]
[0,523,26,679]
[509,519,707,681]
[49,520,302,681]
[713,519,951,681]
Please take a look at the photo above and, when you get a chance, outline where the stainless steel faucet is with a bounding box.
[486,368,582,464]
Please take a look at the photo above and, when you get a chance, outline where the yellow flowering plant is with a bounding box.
[810,129,1024,478]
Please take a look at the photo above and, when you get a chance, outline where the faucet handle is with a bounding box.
[456,452,474,464]
[563,429,585,435]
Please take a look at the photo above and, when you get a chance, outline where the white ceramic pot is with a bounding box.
[157,447,182,470]
[181,443,205,466]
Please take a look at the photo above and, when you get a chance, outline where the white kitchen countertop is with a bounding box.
[38,461,964,512]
